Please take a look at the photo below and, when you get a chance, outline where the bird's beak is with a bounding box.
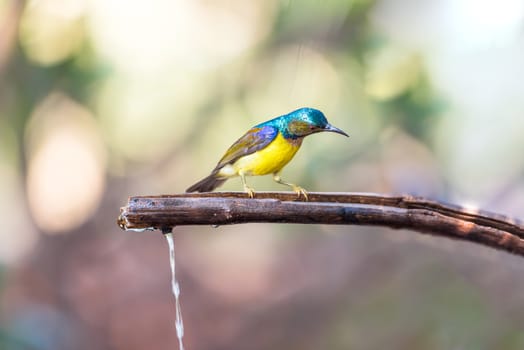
[324,123,349,137]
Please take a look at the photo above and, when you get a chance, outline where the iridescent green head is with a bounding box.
[281,107,349,139]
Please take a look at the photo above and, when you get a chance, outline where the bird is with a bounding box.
[186,107,348,199]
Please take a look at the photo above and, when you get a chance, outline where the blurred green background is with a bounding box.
[1,0,524,349]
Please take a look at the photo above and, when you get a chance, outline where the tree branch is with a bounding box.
[118,192,524,257]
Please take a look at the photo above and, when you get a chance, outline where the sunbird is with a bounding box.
[186,107,348,199]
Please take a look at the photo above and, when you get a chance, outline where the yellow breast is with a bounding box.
[219,132,302,177]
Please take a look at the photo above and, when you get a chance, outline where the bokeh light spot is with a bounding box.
[19,0,87,66]
[25,92,106,234]
[365,45,421,100]
[88,0,275,74]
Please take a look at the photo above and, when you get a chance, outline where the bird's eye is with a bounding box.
[309,125,315,130]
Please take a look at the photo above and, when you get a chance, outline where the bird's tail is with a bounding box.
[186,173,226,193]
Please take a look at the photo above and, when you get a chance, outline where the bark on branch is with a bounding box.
[118,192,524,257]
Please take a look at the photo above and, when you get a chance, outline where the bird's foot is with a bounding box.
[244,185,255,198]
[292,185,309,201]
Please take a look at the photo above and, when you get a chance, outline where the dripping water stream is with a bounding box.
[164,231,185,350]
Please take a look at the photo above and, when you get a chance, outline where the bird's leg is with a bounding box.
[272,173,308,200]
[239,171,255,198]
